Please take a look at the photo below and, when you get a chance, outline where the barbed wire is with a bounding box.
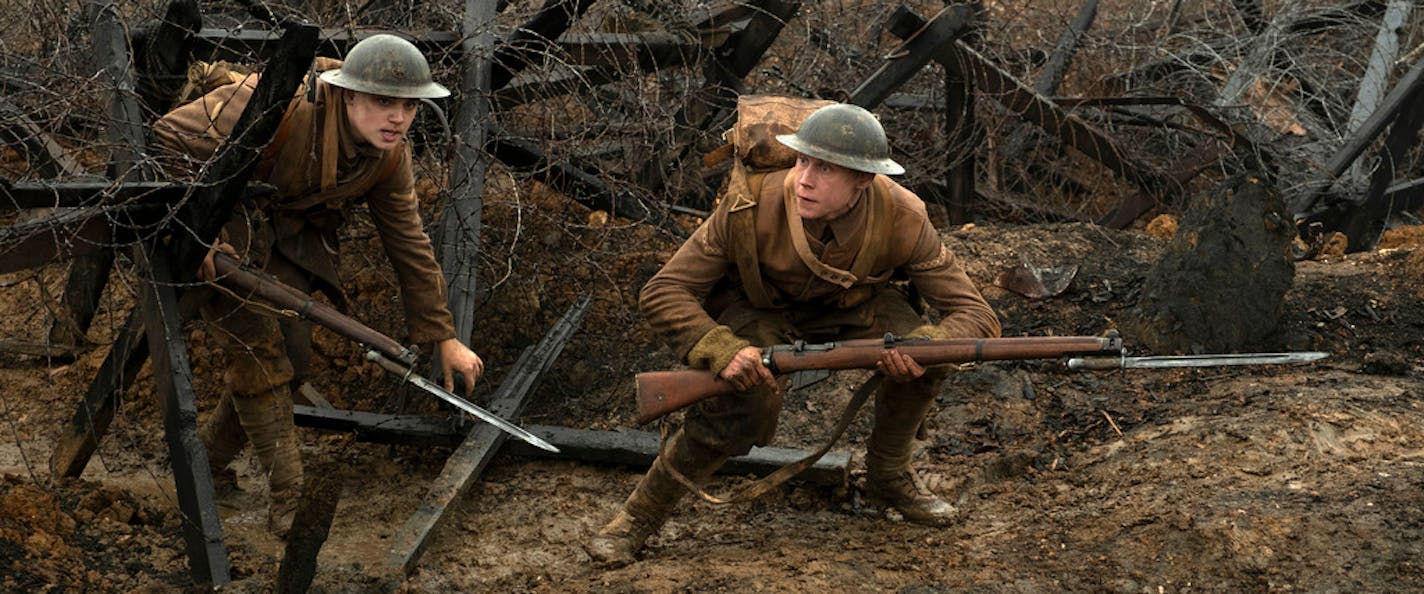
[0,0,1422,489]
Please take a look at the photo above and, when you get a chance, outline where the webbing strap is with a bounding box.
[659,374,883,505]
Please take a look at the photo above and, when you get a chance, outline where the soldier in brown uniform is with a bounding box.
[587,103,1001,566]
[152,35,483,536]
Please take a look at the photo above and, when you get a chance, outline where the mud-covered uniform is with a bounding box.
[152,67,454,534]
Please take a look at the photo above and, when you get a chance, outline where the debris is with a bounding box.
[994,262,1078,298]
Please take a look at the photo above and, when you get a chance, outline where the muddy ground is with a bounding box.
[2,185,1424,593]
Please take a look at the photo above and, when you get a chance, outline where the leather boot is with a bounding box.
[865,377,957,526]
[231,385,304,537]
[586,431,727,567]
[198,391,246,498]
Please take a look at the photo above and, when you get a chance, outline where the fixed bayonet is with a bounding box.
[1066,351,1328,371]
[366,350,561,453]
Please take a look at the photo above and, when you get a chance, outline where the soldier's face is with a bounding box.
[345,91,419,150]
[791,155,874,222]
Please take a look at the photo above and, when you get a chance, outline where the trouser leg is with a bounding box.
[200,275,302,536]
[585,428,730,567]
[230,384,303,537]
[864,368,957,525]
[197,390,246,496]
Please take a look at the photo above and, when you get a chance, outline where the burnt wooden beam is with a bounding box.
[1036,0,1098,96]
[849,5,972,109]
[0,207,117,275]
[889,7,1174,228]
[489,124,683,237]
[133,244,229,586]
[386,297,590,576]
[49,311,148,477]
[558,32,707,69]
[54,0,153,360]
[492,66,620,110]
[294,405,849,486]
[432,0,497,384]
[943,58,975,225]
[1293,51,1424,216]
[186,28,460,63]
[133,0,201,118]
[998,0,1098,165]
[645,0,801,197]
[490,0,597,91]
[1335,84,1424,251]
[0,100,86,179]
[0,180,193,210]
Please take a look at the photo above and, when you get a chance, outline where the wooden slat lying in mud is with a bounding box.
[293,408,850,488]
[384,297,590,576]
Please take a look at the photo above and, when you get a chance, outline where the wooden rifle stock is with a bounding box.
[634,334,1123,424]
[210,251,417,365]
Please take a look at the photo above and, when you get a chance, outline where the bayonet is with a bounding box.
[1066,351,1328,371]
[366,351,561,453]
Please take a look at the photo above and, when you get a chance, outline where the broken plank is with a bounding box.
[849,5,972,109]
[491,0,598,91]
[292,408,850,487]
[49,311,147,478]
[1293,51,1424,215]
[0,99,86,179]
[890,7,1173,227]
[385,297,590,576]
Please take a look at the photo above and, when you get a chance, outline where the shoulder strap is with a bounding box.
[661,374,882,504]
[726,161,778,309]
[254,99,300,180]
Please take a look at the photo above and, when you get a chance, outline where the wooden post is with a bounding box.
[432,0,498,382]
[134,244,230,586]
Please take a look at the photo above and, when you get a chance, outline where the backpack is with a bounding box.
[171,57,402,187]
[705,95,895,310]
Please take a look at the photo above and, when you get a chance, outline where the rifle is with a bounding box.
[209,251,560,453]
[634,333,1329,424]
[635,333,1123,424]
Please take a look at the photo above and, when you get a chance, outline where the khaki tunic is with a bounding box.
[641,167,1001,366]
[153,75,456,346]
[153,74,455,394]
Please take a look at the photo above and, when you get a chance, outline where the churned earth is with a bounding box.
[1,191,1423,592]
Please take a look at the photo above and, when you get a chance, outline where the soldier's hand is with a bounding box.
[439,338,484,396]
[197,239,238,281]
[718,345,778,394]
[877,348,925,383]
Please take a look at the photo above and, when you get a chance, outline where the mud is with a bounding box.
[1,207,1423,592]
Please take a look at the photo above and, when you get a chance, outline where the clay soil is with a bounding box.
[2,185,1424,593]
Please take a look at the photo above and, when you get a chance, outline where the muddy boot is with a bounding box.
[865,378,957,527]
[198,391,247,498]
[231,385,304,538]
[586,432,727,567]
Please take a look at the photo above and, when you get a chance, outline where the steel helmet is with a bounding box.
[775,103,904,175]
[319,34,450,99]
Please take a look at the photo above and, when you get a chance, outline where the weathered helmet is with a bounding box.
[319,34,450,99]
[775,103,904,175]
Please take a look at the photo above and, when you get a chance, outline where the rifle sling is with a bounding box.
[658,374,883,504]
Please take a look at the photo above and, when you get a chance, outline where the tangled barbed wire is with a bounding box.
[0,0,1420,365]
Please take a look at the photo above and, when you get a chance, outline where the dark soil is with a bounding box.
[2,186,1423,591]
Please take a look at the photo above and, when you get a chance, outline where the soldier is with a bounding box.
[152,35,483,537]
[587,103,1001,566]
